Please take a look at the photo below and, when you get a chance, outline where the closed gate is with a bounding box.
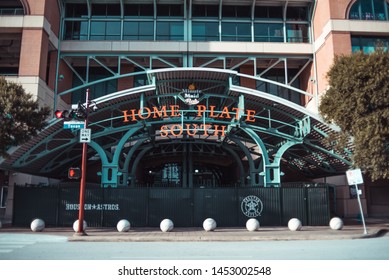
[13,185,330,227]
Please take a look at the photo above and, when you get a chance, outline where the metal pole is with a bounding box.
[76,88,90,235]
[354,184,368,234]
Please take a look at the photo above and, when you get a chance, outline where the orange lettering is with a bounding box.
[160,125,169,137]
[152,106,168,118]
[219,107,232,119]
[209,106,218,118]
[213,125,226,137]
[122,109,137,122]
[201,124,212,136]
[245,110,256,122]
[196,105,206,117]
[138,107,151,120]
[171,124,183,136]
[170,105,180,117]
[186,124,198,137]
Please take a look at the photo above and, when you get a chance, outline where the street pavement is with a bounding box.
[0,217,388,242]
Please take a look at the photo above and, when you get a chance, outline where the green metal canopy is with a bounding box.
[0,68,352,187]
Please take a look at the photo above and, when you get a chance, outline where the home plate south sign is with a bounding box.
[241,195,264,217]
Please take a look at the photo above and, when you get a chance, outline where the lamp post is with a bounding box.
[75,88,90,236]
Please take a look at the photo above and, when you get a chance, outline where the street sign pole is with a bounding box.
[76,88,90,236]
[346,169,368,235]
[354,183,368,234]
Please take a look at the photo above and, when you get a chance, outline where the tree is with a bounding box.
[0,77,51,158]
[319,49,389,181]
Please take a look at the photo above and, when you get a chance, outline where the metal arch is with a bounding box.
[129,145,154,187]
[112,125,146,164]
[3,67,354,183]
[228,135,261,186]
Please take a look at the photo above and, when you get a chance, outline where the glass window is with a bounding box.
[193,5,219,18]
[192,22,219,41]
[124,4,154,17]
[64,21,88,40]
[236,6,251,19]
[254,23,283,42]
[254,6,283,20]
[106,21,121,40]
[237,23,251,41]
[286,24,309,43]
[373,0,386,20]
[156,22,184,40]
[139,22,154,40]
[221,22,236,41]
[254,6,268,19]
[90,21,105,40]
[192,5,206,17]
[140,4,154,17]
[351,36,389,53]
[361,0,374,19]
[92,4,107,17]
[124,4,139,17]
[222,22,251,41]
[65,3,88,18]
[123,21,154,40]
[349,0,389,20]
[286,7,308,20]
[222,6,236,18]
[157,4,183,18]
[349,3,360,19]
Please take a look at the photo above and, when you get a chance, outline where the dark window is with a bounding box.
[65,3,88,18]
[192,5,219,18]
[157,4,183,17]
[222,6,236,18]
[124,4,154,17]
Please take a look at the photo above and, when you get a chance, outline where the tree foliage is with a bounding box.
[319,49,389,181]
[0,77,51,158]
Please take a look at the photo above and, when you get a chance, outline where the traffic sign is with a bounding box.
[80,128,91,143]
[346,168,364,185]
[63,121,85,129]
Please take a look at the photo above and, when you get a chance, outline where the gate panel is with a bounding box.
[102,188,148,227]
[148,188,193,227]
[281,188,307,225]
[194,188,238,227]
[307,187,330,226]
[13,187,58,226]
[238,188,281,226]
[58,187,104,227]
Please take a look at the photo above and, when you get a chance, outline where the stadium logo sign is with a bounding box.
[241,195,263,217]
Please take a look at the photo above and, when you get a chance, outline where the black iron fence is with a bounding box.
[13,184,331,227]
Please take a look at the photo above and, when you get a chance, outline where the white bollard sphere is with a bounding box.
[329,217,344,230]
[203,218,217,232]
[288,218,302,231]
[246,218,260,232]
[117,219,131,232]
[30,218,45,232]
[73,219,88,232]
[160,219,174,232]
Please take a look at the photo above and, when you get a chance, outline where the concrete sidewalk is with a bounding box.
[1,218,388,242]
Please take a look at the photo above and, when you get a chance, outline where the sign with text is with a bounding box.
[346,168,364,185]
[79,128,91,143]
[64,121,85,129]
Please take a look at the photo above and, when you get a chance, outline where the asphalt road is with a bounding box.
[1,233,389,260]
